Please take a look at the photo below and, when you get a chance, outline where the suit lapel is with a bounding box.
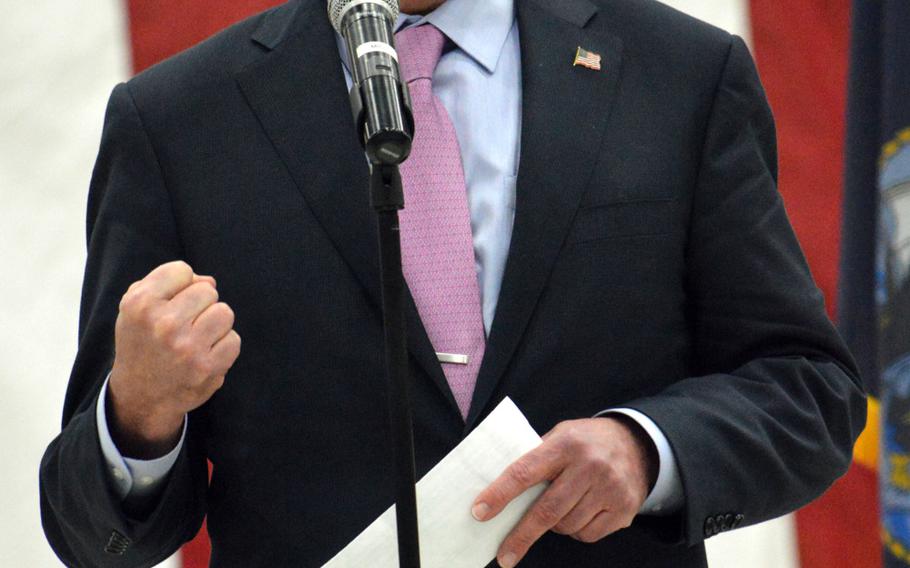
[236,1,460,415]
[466,0,625,428]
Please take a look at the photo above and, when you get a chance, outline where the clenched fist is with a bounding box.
[107,261,241,458]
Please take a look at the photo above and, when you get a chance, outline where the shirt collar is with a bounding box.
[395,0,515,74]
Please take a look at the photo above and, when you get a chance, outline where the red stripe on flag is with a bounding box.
[179,513,211,568]
[750,1,880,567]
[750,0,849,312]
[127,0,284,73]
[796,463,880,567]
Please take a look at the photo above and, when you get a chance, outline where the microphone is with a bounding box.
[328,0,414,166]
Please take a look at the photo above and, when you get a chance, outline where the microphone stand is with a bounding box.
[346,30,419,564]
[370,162,421,568]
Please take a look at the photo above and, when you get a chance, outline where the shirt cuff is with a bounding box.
[96,374,187,501]
[595,407,684,516]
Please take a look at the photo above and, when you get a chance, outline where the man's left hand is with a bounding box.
[472,416,658,568]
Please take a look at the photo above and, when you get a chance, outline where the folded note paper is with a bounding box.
[323,397,546,568]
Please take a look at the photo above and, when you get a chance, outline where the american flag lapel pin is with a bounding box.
[573,46,602,71]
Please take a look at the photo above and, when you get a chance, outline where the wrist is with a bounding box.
[603,414,659,493]
[106,373,184,459]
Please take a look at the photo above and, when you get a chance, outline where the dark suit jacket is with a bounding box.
[39,0,867,566]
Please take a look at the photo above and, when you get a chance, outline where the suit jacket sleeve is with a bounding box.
[626,36,866,545]
[39,82,208,567]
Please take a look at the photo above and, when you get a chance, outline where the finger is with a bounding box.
[496,475,586,568]
[167,281,219,326]
[192,303,235,347]
[192,274,217,288]
[473,444,563,522]
[140,261,195,300]
[540,421,567,442]
[186,373,226,411]
[553,489,602,535]
[572,510,613,544]
[209,330,241,376]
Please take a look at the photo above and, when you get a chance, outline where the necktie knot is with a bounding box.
[395,24,446,84]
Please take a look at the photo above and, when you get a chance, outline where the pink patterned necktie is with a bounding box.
[394,24,485,419]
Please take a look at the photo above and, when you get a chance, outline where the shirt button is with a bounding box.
[139,476,154,487]
[111,468,124,480]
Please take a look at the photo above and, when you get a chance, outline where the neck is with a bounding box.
[399,0,446,16]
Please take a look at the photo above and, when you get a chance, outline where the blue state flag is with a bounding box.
[838,2,910,566]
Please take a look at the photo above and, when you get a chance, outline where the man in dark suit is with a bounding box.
[40,0,866,566]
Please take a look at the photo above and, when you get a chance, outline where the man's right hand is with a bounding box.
[107,261,241,458]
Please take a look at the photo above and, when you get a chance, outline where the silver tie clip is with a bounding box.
[436,352,469,365]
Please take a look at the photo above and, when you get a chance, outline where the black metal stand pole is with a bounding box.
[370,164,421,568]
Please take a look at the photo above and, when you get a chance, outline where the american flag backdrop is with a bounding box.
[0,1,875,566]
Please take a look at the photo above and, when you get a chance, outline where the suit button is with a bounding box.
[105,530,131,555]
[733,514,745,528]
[704,517,716,537]
[722,514,734,531]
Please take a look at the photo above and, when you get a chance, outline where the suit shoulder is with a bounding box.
[125,1,301,112]
[589,0,739,94]
[598,0,733,46]
[595,0,735,65]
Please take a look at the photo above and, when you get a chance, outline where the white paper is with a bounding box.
[323,397,547,568]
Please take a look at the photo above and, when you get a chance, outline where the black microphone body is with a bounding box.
[329,0,413,165]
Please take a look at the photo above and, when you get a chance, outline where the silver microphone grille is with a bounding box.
[327,0,400,33]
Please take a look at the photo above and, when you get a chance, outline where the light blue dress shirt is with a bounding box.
[98,0,682,516]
